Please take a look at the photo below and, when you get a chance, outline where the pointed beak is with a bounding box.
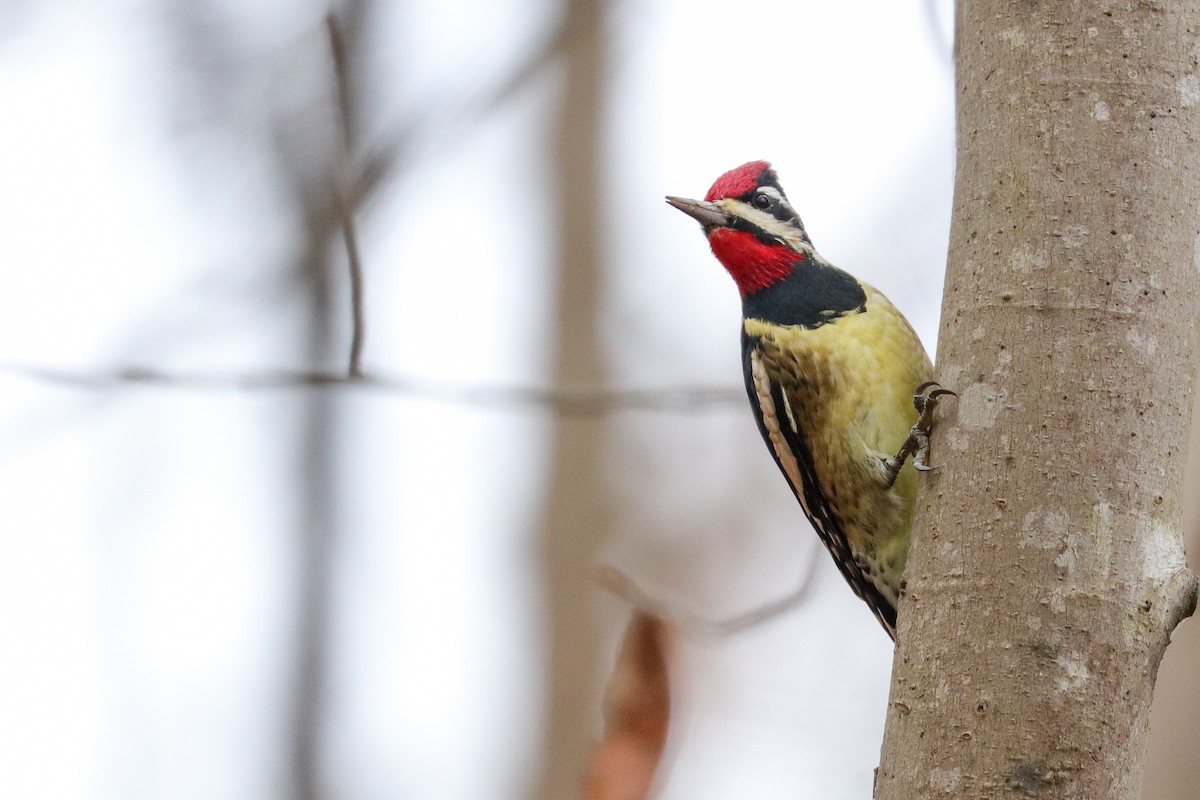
[665,196,732,230]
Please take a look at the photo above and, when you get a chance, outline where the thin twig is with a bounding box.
[923,0,953,64]
[0,362,744,414]
[325,12,367,378]
[330,169,366,376]
[598,540,824,637]
[324,13,354,144]
[338,14,573,215]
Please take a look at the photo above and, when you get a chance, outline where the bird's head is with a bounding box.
[667,161,813,298]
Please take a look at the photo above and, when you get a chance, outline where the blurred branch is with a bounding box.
[276,5,380,798]
[346,14,574,208]
[0,363,742,414]
[116,4,576,382]
[598,537,823,637]
[277,9,574,378]
[923,0,953,64]
[331,176,366,376]
[325,12,367,377]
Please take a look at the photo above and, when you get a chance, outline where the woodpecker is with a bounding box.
[667,161,950,639]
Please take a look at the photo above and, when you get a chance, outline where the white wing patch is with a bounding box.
[750,349,813,523]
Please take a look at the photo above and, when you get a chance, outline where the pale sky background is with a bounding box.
[0,1,956,798]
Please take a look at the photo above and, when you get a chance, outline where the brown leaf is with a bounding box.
[583,612,673,800]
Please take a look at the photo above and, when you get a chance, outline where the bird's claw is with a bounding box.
[913,381,957,414]
[882,382,956,487]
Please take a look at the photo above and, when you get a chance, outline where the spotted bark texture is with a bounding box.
[875,2,1200,798]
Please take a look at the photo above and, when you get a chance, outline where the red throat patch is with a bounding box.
[708,228,800,298]
[704,160,773,202]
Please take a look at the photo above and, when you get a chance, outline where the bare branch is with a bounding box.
[598,537,823,638]
[325,12,367,378]
[341,14,572,211]
[0,362,744,414]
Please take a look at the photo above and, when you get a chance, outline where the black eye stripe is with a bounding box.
[730,215,785,245]
[770,203,799,223]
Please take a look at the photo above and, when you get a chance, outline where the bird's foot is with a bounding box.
[881,381,957,487]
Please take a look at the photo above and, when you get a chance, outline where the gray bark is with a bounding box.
[876,2,1200,797]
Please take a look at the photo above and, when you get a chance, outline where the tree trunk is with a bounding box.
[876,2,1200,798]
[1142,391,1200,797]
[533,1,612,798]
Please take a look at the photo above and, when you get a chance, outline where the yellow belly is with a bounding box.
[744,284,932,604]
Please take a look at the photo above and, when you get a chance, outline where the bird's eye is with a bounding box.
[752,192,772,210]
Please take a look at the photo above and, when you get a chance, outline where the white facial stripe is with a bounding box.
[718,198,811,253]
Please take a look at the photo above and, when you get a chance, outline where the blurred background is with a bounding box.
[0,1,1196,798]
